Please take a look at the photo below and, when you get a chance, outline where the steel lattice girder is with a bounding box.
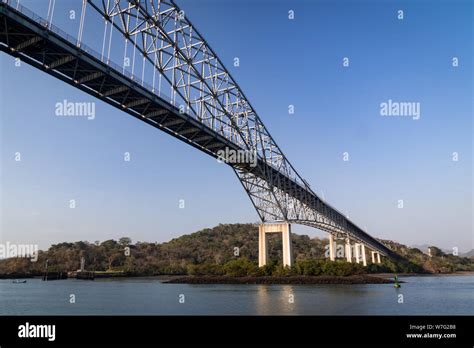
[0,0,395,257]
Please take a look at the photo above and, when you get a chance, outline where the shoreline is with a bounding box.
[376,271,474,278]
[164,275,399,285]
[1,271,472,281]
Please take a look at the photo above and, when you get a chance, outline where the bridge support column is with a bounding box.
[258,223,293,267]
[371,251,376,263]
[361,244,367,266]
[282,224,293,267]
[345,238,352,263]
[354,243,361,264]
[329,234,335,261]
[258,225,268,267]
[377,252,381,264]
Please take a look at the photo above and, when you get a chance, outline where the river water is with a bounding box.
[0,275,472,315]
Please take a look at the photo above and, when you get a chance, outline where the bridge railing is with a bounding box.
[2,0,175,106]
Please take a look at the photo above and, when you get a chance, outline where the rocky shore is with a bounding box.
[165,274,399,285]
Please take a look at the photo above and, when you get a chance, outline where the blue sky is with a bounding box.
[1,0,472,252]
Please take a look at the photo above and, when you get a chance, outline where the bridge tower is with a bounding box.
[258,223,293,268]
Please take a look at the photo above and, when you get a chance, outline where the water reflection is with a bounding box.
[256,286,272,315]
[256,285,296,315]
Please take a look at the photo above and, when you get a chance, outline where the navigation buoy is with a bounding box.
[394,275,401,288]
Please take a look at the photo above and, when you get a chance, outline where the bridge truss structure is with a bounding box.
[0,0,395,257]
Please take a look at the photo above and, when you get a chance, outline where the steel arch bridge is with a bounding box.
[0,0,396,260]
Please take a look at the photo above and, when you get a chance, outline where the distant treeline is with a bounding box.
[0,224,473,277]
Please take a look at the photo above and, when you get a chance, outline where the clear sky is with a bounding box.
[1,0,472,252]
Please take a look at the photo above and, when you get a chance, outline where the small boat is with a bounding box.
[12,279,27,284]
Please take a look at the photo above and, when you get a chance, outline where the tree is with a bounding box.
[119,237,132,246]
[223,258,258,277]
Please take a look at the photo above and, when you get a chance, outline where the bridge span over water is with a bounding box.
[0,0,398,266]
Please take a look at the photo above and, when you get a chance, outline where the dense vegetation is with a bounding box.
[0,223,473,277]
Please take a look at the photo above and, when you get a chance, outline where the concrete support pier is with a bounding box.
[345,238,352,262]
[258,226,268,268]
[361,244,367,266]
[258,223,293,267]
[329,233,335,261]
[354,243,361,264]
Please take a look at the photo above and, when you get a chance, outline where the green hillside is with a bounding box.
[1,223,473,277]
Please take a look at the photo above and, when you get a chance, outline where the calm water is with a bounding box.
[0,275,472,315]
